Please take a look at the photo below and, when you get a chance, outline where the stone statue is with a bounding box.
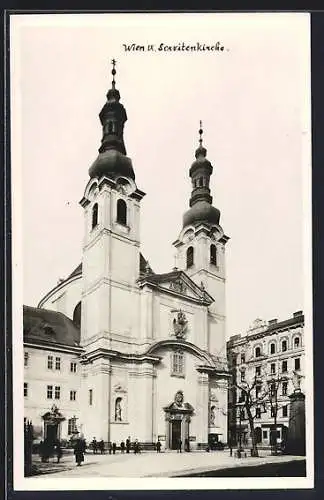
[174,390,184,407]
[210,406,216,426]
[115,398,122,421]
[173,311,188,339]
[292,370,304,392]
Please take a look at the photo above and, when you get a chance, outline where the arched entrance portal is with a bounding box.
[164,391,194,450]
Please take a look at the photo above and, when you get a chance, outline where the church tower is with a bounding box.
[173,123,229,356]
[80,60,145,347]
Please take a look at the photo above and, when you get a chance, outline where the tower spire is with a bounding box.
[88,58,135,181]
[182,122,220,228]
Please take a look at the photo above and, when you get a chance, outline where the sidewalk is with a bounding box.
[30,449,305,478]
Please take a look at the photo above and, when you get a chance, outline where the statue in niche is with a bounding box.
[210,405,216,426]
[115,397,122,422]
[292,370,304,392]
[173,310,188,339]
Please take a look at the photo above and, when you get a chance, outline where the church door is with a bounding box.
[45,423,58,445]
[171,420,181,450]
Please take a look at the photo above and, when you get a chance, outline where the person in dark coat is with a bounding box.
[134,439,140,454]
[177,438,182,453]
[120,441,125,453]
[185,438,190,452]
[54,441,63,463]
[91,437,98,454]
[98,440,105,454]
[74,438,85,466]
[156,440,161,453]
[108,441,112,455]
[126,437,131,454]
[112,442,117,455]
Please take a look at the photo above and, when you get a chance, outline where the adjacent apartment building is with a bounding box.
[227,311,304,448]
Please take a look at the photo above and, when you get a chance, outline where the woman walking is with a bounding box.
[74,438,85,466]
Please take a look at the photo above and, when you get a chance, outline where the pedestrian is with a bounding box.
[126,436,131,454]
[156,439,161,453]
[185,438,190,452]
[91,437,98,454]
[108,441,112,455]
[74,438,85,466]
[54,441,63,463]
[134,439,139,454]
[120,440,125,453]
[112,442,117,455]
[98,440,105,454]
[229,442,233,457]
[177,438,182,453]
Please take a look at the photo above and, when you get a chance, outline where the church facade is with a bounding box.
[23,62,230,450]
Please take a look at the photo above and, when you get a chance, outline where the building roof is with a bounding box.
[23,305,81,348]
[66,253,151,282]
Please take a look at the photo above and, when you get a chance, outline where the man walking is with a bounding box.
[112,442,117,455]
[120,440,125,453]
[177,438,182,453]
[156,439,161,453]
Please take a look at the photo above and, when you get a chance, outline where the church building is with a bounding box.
[23,61,230,450]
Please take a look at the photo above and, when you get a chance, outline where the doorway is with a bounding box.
[45,423,58,445]
[171,420,181,449]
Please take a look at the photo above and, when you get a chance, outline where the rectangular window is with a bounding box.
[270,383,276,397]
[171,351,185,376]
[294,358,301,371]
[270,343,276,354]
[282,381,288,396]
[263,430,268,439]
[239,391,245,402]
[282,340,287,352]
[282,360,288,373]
[24,383,28,397]
[24,352,29,367]
[47,385,53,399]
[89,389,93,406]
[241,354,245,364]
[240,369,245,382]
[55,357,61,370]
[255,385,261,399]
[70,362,77,373]
[256,407,261,419]
[47,355,53,370]
[70,390,76,401]
[68,417,78,435]
[255,366,261,377]
[54,386,60,400]
[270,363,276,375]
[282,405,288,417]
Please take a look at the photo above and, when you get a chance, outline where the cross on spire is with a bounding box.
[111,58,117,88]
[199,120,203,147]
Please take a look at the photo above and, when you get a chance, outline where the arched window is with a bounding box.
[117,199,127,225]
[210,244,217,266]
[73,302,81,329]
[199,177,204,187]
[270,342,276,355]
[115,397,122,421]
[92,203,98,229]
[255,346,261,358]
[281,340,287,352]
[186,246,194,268]
[294,336,300,349]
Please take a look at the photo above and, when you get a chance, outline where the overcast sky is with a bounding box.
[11,13,311,337]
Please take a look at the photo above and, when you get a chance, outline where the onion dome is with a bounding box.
[89,59,135,180]
[183,122,220,228]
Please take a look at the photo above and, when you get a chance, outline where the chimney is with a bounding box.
[293,310,303,318]
[268,319,278,325]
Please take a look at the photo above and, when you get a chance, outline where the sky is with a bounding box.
[11,12,311,337]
